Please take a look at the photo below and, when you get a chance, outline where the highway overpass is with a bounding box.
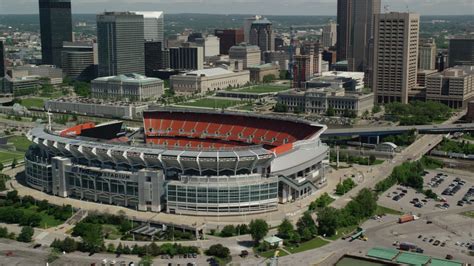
[322,123,474,137]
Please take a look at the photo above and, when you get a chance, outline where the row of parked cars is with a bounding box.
[428,173,447,188]
[419,234,447,247]
[458,186,474,207]
[442,177,466,196]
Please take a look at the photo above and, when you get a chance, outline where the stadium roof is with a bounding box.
[184,68,234,77]
[430,258,463,266]
[367,247,399,261]
[396,252,430,265]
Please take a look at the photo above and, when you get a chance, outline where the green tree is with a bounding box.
[206,244,230,258]
[61,237,78,253]
[236,224,249,235]
[262,74,276,83]
[372,104,381,114]
[220,225,236,237]
[81,224,103,253]
[149,242,161,256]
[296,212,317,238]
[273,103,288,113]
[369,155,376,165]
[326,106,335,116]
[106,243,116,253]
[317,207,339,237]
[335,182,346,195]
[249,219,269,243]
[277,218,295,240]
[17,226,34,242]
[0,226,9,238]
[345,188,378,221]
[0,162,4,172]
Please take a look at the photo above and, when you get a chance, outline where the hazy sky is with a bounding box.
[1,0,473,15]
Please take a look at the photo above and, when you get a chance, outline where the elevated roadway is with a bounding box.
[323,123,474,137]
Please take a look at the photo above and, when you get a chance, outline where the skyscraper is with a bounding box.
[243,15,261,43]
[249,18,274,53]
[336,0,352,62]
[321,22,337,48]
[347,0,381,72]
[292,55,312,89]
[97,12,145,77]
[372,12,420,104]
[418,38,437,70]
[169,45,204,71]
[145,41,163,77]
[448,36,474,67]
[0,40,5,78]
[215,29,244,55]
[39,0,73,66]
[133,11,164,42]
[62,42,98,81]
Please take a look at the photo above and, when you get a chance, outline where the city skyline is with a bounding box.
[0,0,473,15]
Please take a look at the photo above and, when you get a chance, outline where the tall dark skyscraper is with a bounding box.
[0,40,5,78]
[145,41,163,77]
[348,0,381,72]
[249,18,274,53]
[336,0,352,62]
[97,12,145,77]
[39,0,73,66]
[448,36,474,67]
[215,29,244,55]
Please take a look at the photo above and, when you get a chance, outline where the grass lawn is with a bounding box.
[213,256,232,266]
[259,248,290,258]
[237,85,290,94]
[177,98,241,109]
[461,211,474,218]
[0,150,24,164]
[17,206,63,228]
[102,224,122,240]
[376,205,403,216]
[20,98,45,109]
[463,133,474,141]
[286,237,329,254]
[8,135,33,152]
[327,225,359,241]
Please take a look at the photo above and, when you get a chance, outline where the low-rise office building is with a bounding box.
[229,43,261,69]
[426,65,474,108]
[248,63,280,83]
[46,97,148,119]
[91,73,164,102]
[9,65,63,84]
[5,75,42,96]
[62,42,98,81]
[278,88,374,116]
[171,68,250,95]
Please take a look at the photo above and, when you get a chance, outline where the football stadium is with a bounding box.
[25,109,329,216]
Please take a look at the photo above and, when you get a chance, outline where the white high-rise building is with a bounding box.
[133,11,164,42]
[195,35,220,58]
[321,22,337,48]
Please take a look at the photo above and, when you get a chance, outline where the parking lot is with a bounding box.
[378,170,474,215]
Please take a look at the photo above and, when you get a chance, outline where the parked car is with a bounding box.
[434,240,441,246]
